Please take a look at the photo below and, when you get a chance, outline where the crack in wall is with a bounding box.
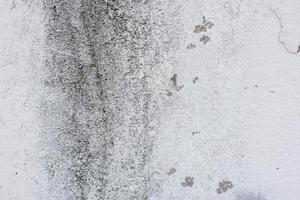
[273,10,300,55]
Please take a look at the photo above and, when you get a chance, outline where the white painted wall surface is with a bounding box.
[0,0,299,200]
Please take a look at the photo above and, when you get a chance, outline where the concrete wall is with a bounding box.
[0,0,300,199]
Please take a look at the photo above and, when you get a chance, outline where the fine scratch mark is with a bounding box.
[273,10,300,54]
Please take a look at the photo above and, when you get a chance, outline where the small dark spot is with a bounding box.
[90,63,97,68]
[276,167,279,170]
[255,85,258,88]
[187,43,196,49]
[216,180,233,194]
[297,45,300,53]
[181,176,194,187]
[200,35,210,45]
[167,168,176,175]
[269,90,275,93]
[192,77,199,83]
[170,74,184,91]
[166,91,172,97]
[192,130,200,135]
[15,172,18,175]
[170,74,178,87]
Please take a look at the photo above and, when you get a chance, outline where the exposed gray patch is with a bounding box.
[167,168,176,175]
[192,77,198,83]
[200,35,211,45]
[235,191,267,200]
[217,180,234,194]
[181,176,194,187]
[187,43,196,49]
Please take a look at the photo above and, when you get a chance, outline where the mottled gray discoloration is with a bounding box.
[217,180,234,194]
[181,176,194,187]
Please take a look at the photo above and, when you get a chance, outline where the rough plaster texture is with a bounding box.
[0,0,300,200]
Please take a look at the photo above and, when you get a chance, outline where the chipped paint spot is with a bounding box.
[187,43,196,49]
[167,168,176,175]
[181,176,194,187]
[200,35,210,45]
[193,25,207,33]
[216,180,233,194]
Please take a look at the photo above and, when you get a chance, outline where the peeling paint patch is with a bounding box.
[216,180,233,194]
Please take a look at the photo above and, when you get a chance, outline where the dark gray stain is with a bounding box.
[42,0,174,199]
[181,176,194,187]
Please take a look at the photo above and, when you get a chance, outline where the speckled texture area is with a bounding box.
[1,0,300,200]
